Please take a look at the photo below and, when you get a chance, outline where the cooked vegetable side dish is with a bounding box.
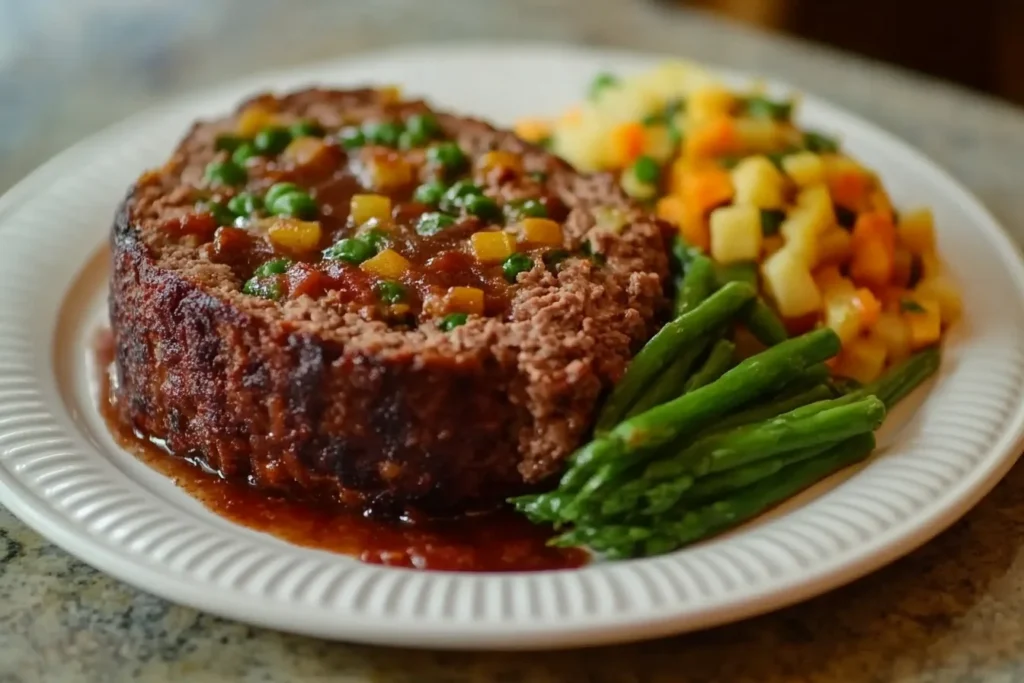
[519,61,960,384]
[106,67,953,569]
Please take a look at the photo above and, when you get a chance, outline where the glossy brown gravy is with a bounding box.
[94,330,587,572]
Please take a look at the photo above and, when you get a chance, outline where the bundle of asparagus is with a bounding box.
[513,239,940,559]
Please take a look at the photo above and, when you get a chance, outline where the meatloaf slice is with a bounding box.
[110,87,669,513]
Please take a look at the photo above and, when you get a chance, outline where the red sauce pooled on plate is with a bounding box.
[94,330,587,572]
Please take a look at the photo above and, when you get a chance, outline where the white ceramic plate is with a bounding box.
[1,44,1023,651]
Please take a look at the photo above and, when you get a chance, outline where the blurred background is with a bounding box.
[1,0,1022,194]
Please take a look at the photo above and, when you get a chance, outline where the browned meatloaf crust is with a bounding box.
[110,87,669,513]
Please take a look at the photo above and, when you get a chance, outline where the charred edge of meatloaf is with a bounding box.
[109,89,670,513]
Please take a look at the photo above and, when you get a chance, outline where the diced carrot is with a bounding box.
[656,195,686,225]
[850,211,896,290]
[892,246,914,288]
[679,205,711,252]
[680,167,735,215]
[685,116,739,160]
[851,287,881,328]
[879,286,911,312]
[609,122,647,168]
[851,211,896,249]
[827,169,871,212]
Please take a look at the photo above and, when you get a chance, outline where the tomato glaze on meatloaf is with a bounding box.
[109,87,669,513]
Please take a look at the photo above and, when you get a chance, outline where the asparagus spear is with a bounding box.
[683,339,736,392]
[554,432,876,557]
[562,328,842,498]
[592,281,756,434]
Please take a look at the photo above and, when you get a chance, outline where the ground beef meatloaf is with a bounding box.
[110,87,669,513]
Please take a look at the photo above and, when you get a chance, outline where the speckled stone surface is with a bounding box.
[3,1,1024,681]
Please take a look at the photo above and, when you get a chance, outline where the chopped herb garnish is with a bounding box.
[588,72,618,100]
[804,131,840,154]
[744,96,794,121]
[900,299,926,314]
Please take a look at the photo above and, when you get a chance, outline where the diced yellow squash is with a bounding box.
[643,125,678,164]
[762,248,822,318]
[731,156,784,209]
[872,312,911,363]
[734,118,784,153]
[835,337,888,384]
[236,105,277,137]
[914,276,962,326]
[687,85,736,123]
[898,208,936,255]
[824,294,863,345]
[903,297,942,349]
[471,231,517,263]
[710,205,762,264]
[350,194,392,227]
[782,152,825,187]
[513,118,552,144]
[520,218,563,246]
[282,137,330,168]
[816,226,853,266]
[446,286,485,315]
[267,218,322,253]
[366,154,413,192]
[360,249,410,279]
[477,150,523,175]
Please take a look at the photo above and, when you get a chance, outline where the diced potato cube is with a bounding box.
[816,226,852,266]
[762,248,822,318]
[903,297,942,349]
[360,249,410,279]
[813,265,853,296]
[687,85,736,123]
[710,205,762,264]
[267,218,322,253]
[446,286,485,315]
[734,118,784,153]
[781,184,833,262]
[782,152,825,187]
[835,337,888,384]
[914,276,962,326]
[731,156,784,209]
[872,311,911,363]
[477,151,523,175]
[236,104,277,137]
[471,231,516,263]
[282,137,330,169]
[365,152,413,192]
[824,294,863,345]
[520,218,563,246]
[350,194,392,227]
[898,208,936,255]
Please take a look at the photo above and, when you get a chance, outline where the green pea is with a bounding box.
[264,182,300,207]
[439,180,482,213]
[413,181,447,206]
[744,96,794,122]
[375,281,407,304]
[227,192,263,217]
[804,131,839,154]
[631,156,660,185]
[254,258,293,277]
[543,249,570,272]
[363,121,404,147]
[214,134,245,152]
[338,127,366,149]
[204,201,236,226]
[426,142,467,174]
[204,161,247,187]
[242,277,281,300]
[760,209,786,237]
[438,313,468,331]
[416,212,456,236]
[289,119,325,138]
[268,191,318,220]
[362,228,390,252]
[464,194,502,222]
[502,253,534,283]
[398,129,429,150]
[231,142,258,165]
[505,198,548,221]
[323,238,374,264]
[588,72,618,100]
[405,113,441,139]
[253,126,293,156]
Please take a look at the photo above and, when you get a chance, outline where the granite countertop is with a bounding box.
[3,1,1024,681]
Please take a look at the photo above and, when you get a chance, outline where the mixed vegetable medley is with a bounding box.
[510,63,952,559]
[162,95,596,331]
[516,61,960,384]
